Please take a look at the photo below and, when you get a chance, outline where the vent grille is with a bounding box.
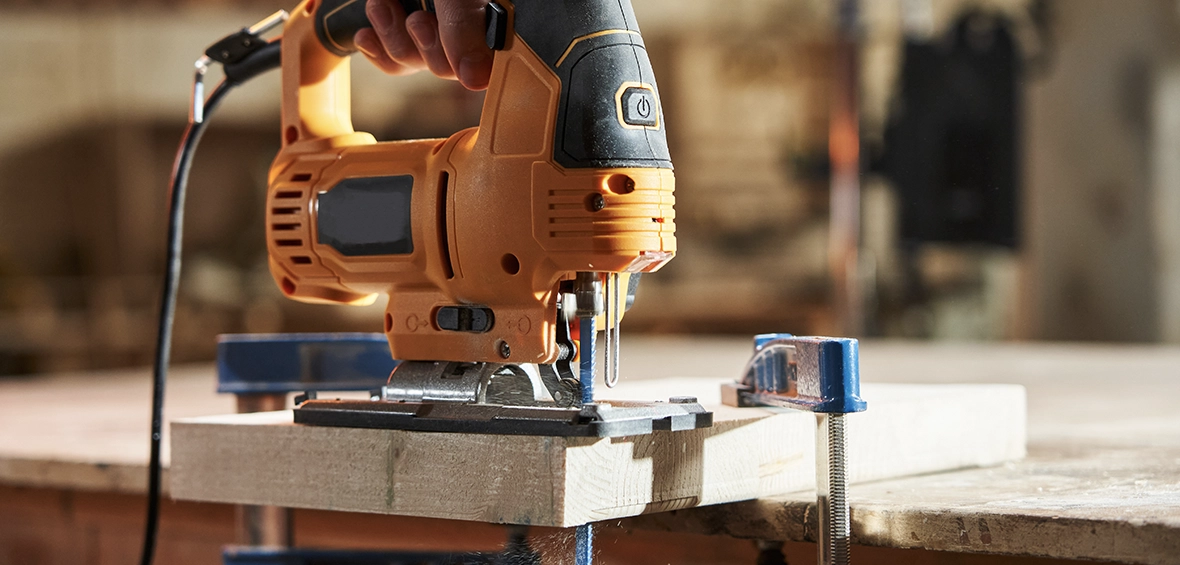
[268,170,320,272]
[545,187,674,239]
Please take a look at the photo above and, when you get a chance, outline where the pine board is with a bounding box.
[170,381,1026,527]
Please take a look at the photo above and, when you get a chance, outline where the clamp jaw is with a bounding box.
[722,334,867,565]
[721,334,866,413]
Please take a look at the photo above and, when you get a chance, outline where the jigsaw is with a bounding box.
[142,3,866,565]
[262,0,712,437]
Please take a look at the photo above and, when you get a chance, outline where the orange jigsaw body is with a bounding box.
[266,0,675,365]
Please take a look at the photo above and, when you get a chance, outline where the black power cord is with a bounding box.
[139,35,282,565]
[139,78,234,565]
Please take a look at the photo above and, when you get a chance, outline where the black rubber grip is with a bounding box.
[223,40,283,84]
[315,0,431,57]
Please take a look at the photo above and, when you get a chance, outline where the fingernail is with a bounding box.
[459,53,491,89]
[367,0,393,29]
[406,20,436,49]
[355,34,378,58]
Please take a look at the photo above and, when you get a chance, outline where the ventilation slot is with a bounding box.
[438,171,455,279]
[276,239,303,247]
[291,256,313,265]
[290,173,312,182]
[275,191,302,199]
[272,223,300,231]
[272,207,300,215]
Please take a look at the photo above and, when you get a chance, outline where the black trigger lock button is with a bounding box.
[486,2,508,50]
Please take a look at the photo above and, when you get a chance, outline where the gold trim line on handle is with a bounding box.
[555,29,640,68]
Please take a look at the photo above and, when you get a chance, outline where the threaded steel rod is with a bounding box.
[817,413,850,565]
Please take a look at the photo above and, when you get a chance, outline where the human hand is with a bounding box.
[354,0,493,91]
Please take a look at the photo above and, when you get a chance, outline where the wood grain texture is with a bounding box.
[170,381,1026,527]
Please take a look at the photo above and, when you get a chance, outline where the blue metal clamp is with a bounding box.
[722,333,866,414]
[216,333,399,394]
[722,333,867,565]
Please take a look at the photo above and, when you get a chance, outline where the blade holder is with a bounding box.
[722,334,866,565]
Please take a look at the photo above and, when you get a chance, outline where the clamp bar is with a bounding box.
[217,333,399,394]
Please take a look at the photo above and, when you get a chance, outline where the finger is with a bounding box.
[366,0,426,71]
[354,28,417,76]
[435,0,493,90]
[405,11,456,80]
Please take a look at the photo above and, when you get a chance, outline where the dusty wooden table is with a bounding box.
[623,340,1180,564]
[2,338,1179,564]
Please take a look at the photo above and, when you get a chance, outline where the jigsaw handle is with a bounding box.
[283,0,671,168]
[313,0,429,57]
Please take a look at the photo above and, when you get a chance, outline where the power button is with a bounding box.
[620,86,659,128]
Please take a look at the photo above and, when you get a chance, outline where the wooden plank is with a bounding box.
[170,381,1026,527]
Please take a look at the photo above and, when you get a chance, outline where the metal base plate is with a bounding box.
[294,399,713,438]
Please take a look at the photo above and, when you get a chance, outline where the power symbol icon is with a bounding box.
[621,86,658,127]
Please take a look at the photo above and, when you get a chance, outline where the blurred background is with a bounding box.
[1,0,1178,375]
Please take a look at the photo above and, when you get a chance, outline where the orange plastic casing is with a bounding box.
[266,0,675,365]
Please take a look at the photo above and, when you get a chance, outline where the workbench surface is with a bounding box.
[3,339,1179,564]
